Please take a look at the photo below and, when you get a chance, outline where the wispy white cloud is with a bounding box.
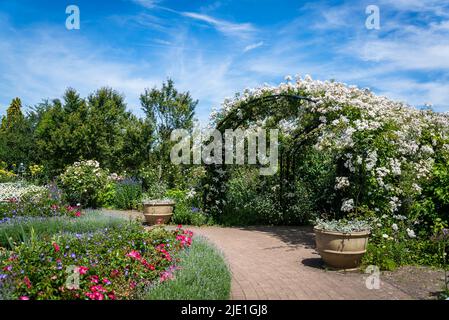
[243,41,264,52]
[180,12,256,39]
[131,0,160,9]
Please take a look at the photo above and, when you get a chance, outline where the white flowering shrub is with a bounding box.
[209,75,449,229]
[59,160,108,207]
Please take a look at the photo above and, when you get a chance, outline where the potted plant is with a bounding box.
[313,218,371,270]
[142,199,175,225]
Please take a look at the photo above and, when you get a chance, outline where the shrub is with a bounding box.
[113,178,143,210]
[166,189,206,226]
[362,214,444,270]
[59,160,108,208]
[0,224,193,300]
[97,182,116,209]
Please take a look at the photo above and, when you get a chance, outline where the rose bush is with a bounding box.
[0,223,193,300]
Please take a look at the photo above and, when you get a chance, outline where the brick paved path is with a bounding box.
[189,226,412,300]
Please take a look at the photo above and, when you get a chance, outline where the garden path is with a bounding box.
[97,210,412,300]
[189,226,412,300]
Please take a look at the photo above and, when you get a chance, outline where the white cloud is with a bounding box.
[181,12,256,39]
[131,0,160,9]
[243,41,264,52]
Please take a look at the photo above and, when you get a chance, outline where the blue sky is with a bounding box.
[0,0,449,123]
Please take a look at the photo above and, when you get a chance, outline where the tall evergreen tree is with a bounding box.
[0,98,34,167]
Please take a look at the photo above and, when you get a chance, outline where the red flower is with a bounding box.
[177,224,183,229]
[74,211,82,217]
[23,276,32,289]
[52,242,60,252]
[107,292,116,300]
[129,281,137,289]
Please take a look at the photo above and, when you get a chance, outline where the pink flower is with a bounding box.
[102,278,111,285]
[107,292,116,300]
[3,265,12,272]
[52,242,60,252]
[85,291,104,300]
[76,266,89,275]
[51,204,58,210]
[19,296,29,300]
[126,250,141,260]
[89,275,99,284]
[129,281,137,289]
[90,285,107,293]
[74,211,82,217]
[177,224,183,229]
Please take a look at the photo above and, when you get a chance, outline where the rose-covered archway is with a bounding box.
[202,75,449,227]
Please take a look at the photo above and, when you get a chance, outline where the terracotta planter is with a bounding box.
[142,200,175,225]
[314,227,370,270]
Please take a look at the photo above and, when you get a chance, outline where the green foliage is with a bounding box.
[165,189,206,226]
[0,98,34,167]
[32,88,153,177]
[97,182,116,209]
[145,237,231,300]
[362,214,445,270]
[140,79,197,189]
[59,160,108,208]
[112,178,143,210]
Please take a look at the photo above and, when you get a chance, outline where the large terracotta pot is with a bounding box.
[142,200,175,225]
[314,227,370,270]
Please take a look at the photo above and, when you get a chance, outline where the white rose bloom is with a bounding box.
[406,228,416,238]
[392,223,398,231]
[341,199,354,212]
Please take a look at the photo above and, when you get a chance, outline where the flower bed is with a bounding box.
[0,183,46,203]
[0,183,77,224]
[0,223,193,300]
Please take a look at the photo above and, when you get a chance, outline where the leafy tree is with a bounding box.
[0,98,34,167]
[34,88,154,177]
[140,79,197,187]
